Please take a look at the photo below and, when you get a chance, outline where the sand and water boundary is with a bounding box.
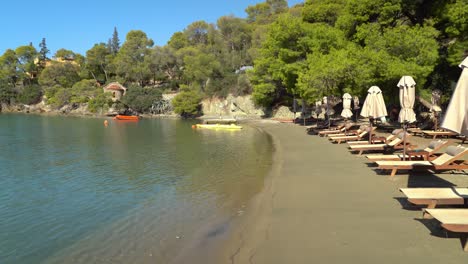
[214,121,467,264]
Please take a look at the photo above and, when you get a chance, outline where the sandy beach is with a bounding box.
[216,121,468,263]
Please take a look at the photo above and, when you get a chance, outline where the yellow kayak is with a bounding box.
[195,123,243,130]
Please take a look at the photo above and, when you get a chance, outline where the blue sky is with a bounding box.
[0,0,303,56]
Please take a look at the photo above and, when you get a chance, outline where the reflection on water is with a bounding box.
[0,114,273,264]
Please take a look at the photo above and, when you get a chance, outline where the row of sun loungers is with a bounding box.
[313,124,468,251]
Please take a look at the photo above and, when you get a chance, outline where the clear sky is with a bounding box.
[0,0,303,56]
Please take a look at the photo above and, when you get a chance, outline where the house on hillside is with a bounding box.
[103,82,127,101]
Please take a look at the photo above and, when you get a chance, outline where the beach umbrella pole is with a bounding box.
[403,122,407,161]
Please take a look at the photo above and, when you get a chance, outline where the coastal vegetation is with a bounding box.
[0,0,466,115]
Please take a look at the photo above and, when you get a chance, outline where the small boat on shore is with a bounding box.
[195,123,243,130]
[113,115,140,121]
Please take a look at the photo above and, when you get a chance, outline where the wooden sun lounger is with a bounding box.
[375,146,468,178]
[366,140,449,161]
[408,127,423,135]
[347,129,403,146]
[349,132,410,155]
[329,127,374,144]
[317,125,346,137]
[400,187,468,209]
[424,209,468,251]
[422,130,457,139]
[323,125,360,137]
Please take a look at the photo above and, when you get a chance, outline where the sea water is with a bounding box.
[0,114,273,263]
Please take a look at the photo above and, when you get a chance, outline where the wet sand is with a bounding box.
[218,121,468,263]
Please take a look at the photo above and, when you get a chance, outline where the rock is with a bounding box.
[201,94,264,118]
[273,106,295,119]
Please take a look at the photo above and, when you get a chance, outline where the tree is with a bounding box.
[110,27,120,55]
[217,15,252,68]
[251,14,347,106]
[85,43,113,83]
[120,85,162,113]
[178,47,221,90]
[185,21,210,46]
[172,88,202,117]
[38,62,81,87]
[114,30,154,86]
[0,81,16,104]
[146,46,181,85]
[16,84,42,104]
[38,38,49,70]
[245,0,288,24]
[168,32,189,50]
[54,48,75,60]
[0,49,19,86]
[15,45,38,84]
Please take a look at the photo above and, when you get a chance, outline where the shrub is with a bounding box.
[88,93,112,113]
[52,88,72,108]
[120,85,162,113]
[0,83,16,104]
[16,85,42,105]
[172,89,202,117]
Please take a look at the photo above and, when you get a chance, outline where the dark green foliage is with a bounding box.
[0,82,16,104]
[88,92,112,113]
[172,88,202,117]
[0,49,19,86]
[0,0,466,115]
[38,62,81,88]
[38,38,49,61]
[110,27,120,55]
[120,85,162,113]
[54,49,75,60]
[16,85,42,105]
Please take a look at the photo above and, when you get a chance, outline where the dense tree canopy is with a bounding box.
[0,0,466,116]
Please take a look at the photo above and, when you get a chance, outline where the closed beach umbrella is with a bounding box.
[360,86,388,119]
[314,100,322,116]
[397,76,416,123]
[341,93,353,118]
[360,86,387,142]
[442,56,468,136]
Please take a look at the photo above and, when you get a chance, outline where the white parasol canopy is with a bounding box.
[360,86,388,119]
[341,93,353,118]
[314,100,322,115]
[441,57,468,136]
[397,76,417,123]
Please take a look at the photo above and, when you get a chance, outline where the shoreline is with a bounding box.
[215,122,467,263]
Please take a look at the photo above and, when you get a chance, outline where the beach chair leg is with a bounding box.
[358,150,363,156]
[462,235,468,252]
[422,200,437,218]
[389,168,397,179]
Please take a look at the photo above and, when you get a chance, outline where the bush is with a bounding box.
[121,85,162,113]
[16,85,42,105]
[172,89,202,117]
[88,93,112,113]
[0,83,16,104]
[51,88,72,108]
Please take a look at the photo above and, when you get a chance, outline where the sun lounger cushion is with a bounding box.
[446,146,466,157]
[428,140,445,150]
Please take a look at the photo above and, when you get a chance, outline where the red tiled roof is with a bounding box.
[104,82,126,91]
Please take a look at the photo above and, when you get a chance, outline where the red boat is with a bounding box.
[113,115,140,121]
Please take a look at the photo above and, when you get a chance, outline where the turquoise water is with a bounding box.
[0,114,273,263]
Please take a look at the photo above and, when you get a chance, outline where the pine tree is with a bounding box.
[37,38,50,71]
[111,27,120,54]
[38,38,49,60]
